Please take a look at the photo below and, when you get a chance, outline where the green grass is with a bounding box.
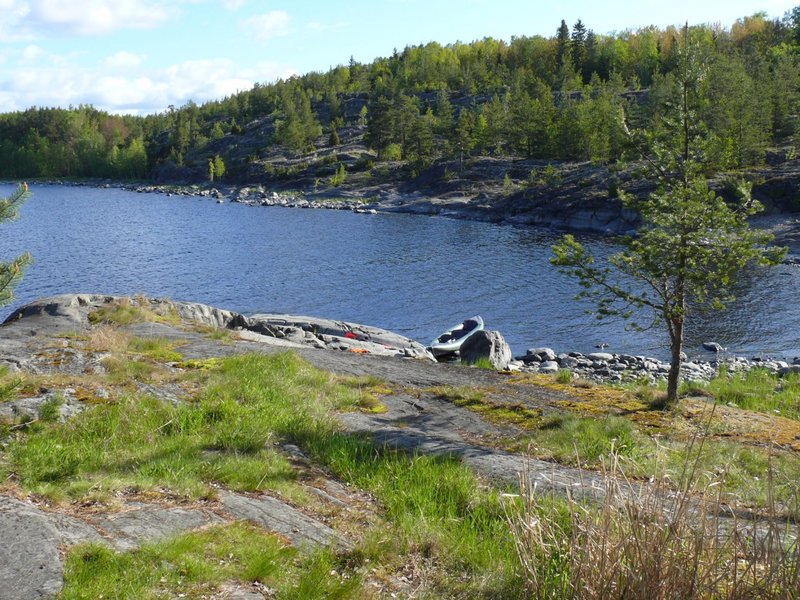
[126,337,185,362]
[522,413,645,464]
[426,385,543,428]
[5,346,800,595]
[87,298,180,327]
[4,352,527,596]
[61,523,359,599]
[701,366,800,418]
[514,411,800,514]
[0,366,21,402]
[555,369,573,384]
[462,356,495,370]
[100,356,158,384]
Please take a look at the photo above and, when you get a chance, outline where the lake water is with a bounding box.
[1,183,798,360]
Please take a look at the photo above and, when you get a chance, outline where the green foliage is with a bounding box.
[208,154,225,182]
[0,16,798,180]
[61,523,358,599]
[464,356,495,370]
[552,31,786,404]
[0,183,31,307]
[275,86,322,154]
[5,352,524,595]
[502,172,513,193]
[0,366,22,403]
[328,162,346,186]
[38,394,64,423]
[379,143,402,161]
[555,369,573,384]
[530,413,643,463]
[328,127,340,146]
[706,366,800,419]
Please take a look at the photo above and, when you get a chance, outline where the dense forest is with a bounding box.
[2,10,800,182]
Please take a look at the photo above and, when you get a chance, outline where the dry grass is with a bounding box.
[85,325,130,353]
[87,296,180,327]
[506,440,800,600]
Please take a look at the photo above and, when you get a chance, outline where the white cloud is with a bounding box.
[241,10,290,42]
[0,0,172,39]
[221,0,245,9]
[32,0,170,35]
[105,51,144,68]
[0,56,297,114]
[307,21,348,32]
[21,44,45,61]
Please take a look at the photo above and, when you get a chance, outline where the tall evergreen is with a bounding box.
[556,19,571,68]
[571,19,588,78]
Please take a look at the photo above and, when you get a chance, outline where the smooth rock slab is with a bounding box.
[43,512,106,548]
[0,497,63,599]
[88,504,224,551]
[220,491,351,550]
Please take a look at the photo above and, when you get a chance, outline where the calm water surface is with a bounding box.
[1,183,798,360]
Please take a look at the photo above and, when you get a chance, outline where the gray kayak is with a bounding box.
[429,316,484,356]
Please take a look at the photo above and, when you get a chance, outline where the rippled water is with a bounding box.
[1,183,798,359]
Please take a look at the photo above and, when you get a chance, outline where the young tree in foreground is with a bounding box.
[551,31,785,405]
[0,183,31,306]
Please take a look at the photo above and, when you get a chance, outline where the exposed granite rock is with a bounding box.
[459,330,513,370]
[219,491,351,550]
[0,497,63,600]
[0,295,435,363]
[88,504,224,552]
[247,313,435,360]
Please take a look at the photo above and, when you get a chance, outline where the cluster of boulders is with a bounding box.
[233,189,375,213]
[516,346,800,383]
[444,326,800,384]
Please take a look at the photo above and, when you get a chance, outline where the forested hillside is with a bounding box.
[1,11,799,184]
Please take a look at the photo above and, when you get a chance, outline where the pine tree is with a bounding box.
[0,183,31,306]
[552,30,785,405]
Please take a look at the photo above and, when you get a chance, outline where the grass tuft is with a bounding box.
[463,356,495,370]
[708,367,800,418]
[87,297,180,327]
[61,523,359,599]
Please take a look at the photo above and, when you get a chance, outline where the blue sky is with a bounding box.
[0,0,796,115]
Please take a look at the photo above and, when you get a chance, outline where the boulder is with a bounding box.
[778,365,800,377]
[588,352,614,362]
[460,330,513,370]
[703,342,724,353]
[525,347,556,362]
[539,361,559,374]
[558,356,579,369]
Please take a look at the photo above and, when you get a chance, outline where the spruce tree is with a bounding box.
[0,184,31,306]
[556,19,571,68]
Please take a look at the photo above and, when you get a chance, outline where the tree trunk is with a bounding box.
[667,316,684,404]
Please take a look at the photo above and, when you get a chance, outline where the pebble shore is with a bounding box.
[514,347,800,384]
